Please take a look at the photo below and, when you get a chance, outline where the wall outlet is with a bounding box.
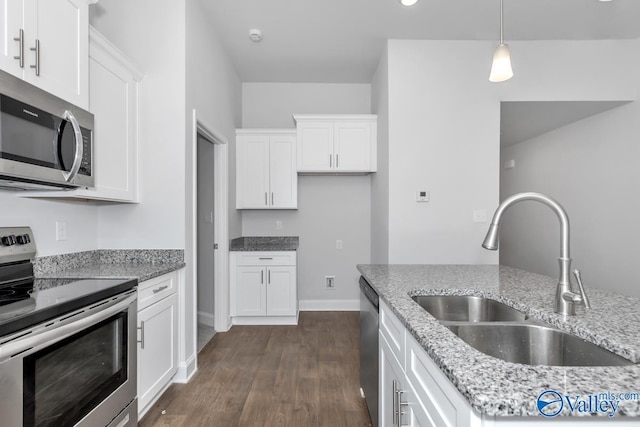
[325,276,335,289]
[55,221,67,241]
[336,240,343,250]
[276,220,283,230]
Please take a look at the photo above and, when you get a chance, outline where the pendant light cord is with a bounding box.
[500,0,504,44]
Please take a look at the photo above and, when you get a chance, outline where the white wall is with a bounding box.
[383,39,640,266]
[0,195,98,256]
[370,44,390,264]
[386,40,500,264]
[90,0,187,249]
[501,101,640,298]
[241,83,371,308]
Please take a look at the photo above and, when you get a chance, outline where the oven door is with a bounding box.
[0,291,137,427]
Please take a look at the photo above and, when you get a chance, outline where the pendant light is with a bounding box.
[489,0,513,82]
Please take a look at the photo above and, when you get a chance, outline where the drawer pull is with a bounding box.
[137,321,145,349]
[153,285,169,294]
[258,257,273,260]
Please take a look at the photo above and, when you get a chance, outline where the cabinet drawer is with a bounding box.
[234,251,296,266]
[138,272,177,311]
[380,301,406,369]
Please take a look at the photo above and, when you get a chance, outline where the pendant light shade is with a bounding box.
[489,0,513,83]
[489,43,513,82]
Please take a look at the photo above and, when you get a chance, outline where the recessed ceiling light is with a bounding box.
[399,0,419,6]
[249,29,263,42]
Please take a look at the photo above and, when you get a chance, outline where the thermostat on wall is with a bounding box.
[416,190,430,202]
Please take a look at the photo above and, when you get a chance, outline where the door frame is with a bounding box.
[183,109,230,380]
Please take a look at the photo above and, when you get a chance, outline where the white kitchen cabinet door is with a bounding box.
[334,120,372,172]
[237,134,270,209]
[0,0,24,78]
[294,115,377,173]
[380,333,409,427]
[235,266,267,316]
[236,130,297,209]
[266,266,296,316]
[269,135,297,209]
[138,293,178,415]
[296,120,334,172]
[23,0,89,109]
[81,28,140,202]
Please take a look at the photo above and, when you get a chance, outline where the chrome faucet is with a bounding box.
[482,192,591,316]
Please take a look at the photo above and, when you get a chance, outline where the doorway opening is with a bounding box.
[197,132,216,352]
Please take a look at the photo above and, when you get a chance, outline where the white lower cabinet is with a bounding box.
[380,303,613,427]
[137,271,179,418]
[230,251,298,324]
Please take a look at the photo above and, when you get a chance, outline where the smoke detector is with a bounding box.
[249,29,263,42]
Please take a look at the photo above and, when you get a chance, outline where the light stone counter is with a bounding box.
[357,264,640,417]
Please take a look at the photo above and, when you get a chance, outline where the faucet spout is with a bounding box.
[482,192,589,316]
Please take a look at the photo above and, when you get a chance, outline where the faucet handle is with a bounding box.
[573,269,591,309]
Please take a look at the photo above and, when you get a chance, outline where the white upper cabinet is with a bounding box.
[294,115,377,173]
[22,27,143,203]
[0,0,89,109]
[236,129,297,209]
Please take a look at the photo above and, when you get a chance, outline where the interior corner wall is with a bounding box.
[500,101,640,298]
[371,44,390,264]
[385,39,640,266]
[90,0,187,249]
[241,83,372,306]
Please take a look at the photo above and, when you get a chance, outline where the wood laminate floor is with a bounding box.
[139,311,372,427]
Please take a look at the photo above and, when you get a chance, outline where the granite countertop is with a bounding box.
[34,249,185,283]
[230,236,299,251]
[357,264,640,417]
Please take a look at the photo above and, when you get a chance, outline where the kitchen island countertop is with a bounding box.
[357,264,640,417]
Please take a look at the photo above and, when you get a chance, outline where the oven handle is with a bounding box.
[0,293,135,363]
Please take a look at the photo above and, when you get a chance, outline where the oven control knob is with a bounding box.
[1,235,16,246]
[16,234,30,245]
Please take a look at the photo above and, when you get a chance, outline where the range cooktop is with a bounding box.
[0,226,137,337]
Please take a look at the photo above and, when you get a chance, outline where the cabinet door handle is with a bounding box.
[268,270,271,284]
[29,39,40,76]
[329,154,332,168]
[392,379,398,426]
[336,154,339,168]
[137,321,145,349]
[13,29,24,68]
[271,192,274,205]
[152,285,169,294]
[261,270,264,284]
[265,192,268,206]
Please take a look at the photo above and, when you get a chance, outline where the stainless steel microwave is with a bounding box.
[0,70,93,190]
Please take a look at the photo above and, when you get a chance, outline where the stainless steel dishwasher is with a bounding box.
[359,276,379,426]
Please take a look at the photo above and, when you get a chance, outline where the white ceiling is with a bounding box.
[203,0,640,83]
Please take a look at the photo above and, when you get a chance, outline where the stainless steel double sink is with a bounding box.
[411,295,633,367]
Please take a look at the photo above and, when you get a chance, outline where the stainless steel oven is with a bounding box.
[0,226,137,427]
[0,289,137,427]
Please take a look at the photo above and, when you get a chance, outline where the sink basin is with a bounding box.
[411,295,526,322]
[446,323,633,366]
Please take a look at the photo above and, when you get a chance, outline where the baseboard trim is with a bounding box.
[299,299,359,311]
[232,314,299,326]
[173,353,197,384]
[197,310,215,327]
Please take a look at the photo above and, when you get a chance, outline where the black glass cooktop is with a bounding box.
[0,277,137,337]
